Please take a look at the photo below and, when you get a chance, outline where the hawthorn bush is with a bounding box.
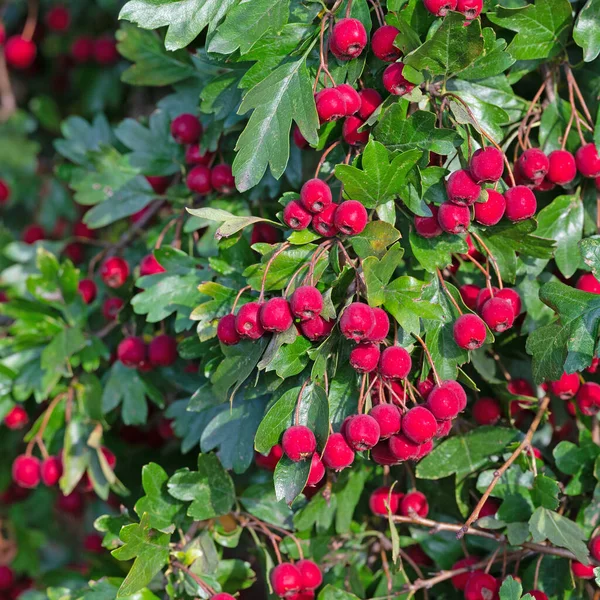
[1,0,600,599]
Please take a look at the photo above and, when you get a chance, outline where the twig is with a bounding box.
[436,269,462,315]
[469,231,503,290]
[412,334,440,386]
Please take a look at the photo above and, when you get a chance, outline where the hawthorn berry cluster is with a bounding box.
[269,560,323,599]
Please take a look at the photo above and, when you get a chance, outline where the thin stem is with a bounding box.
[259,243,290,302]
[564,64,594,126]
[22,0,38,41]
[232,285,251,313]
[171,561,216,596]
[436,269,462,315]
[469,231,503,290]
[412,334,440,386]
[315,141,341,178]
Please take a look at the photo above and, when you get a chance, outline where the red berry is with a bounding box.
[475,287,498,312]
[101,256,129,289]
[371,25,401,62]
[22,224,45,244]
[255,445,283,471]
[369,486,401,515]
[504,185,537,221]
[330,18,367,60]
[71,36,94,63]
[293,125,308,149]
[4,405,28,429]
[306,452,325,486]
[416,439,434,458]
[334,200,368,235]
[369,404,401,439]
[5,36,37,69]
[464,571,498,600]
[251,223,280,245]
[148,335,177,367]
[171,114,202,145]
[342,115,369,146]
[402,406,437,444]
[469,147,504,183]
[479,497,500,518]
[322,432,355,470]
[576,143,600,178]
[517,149,549,185]
[528,591,548,600]
[336,84,361,115]
[41,455,63,486]
[460,284,480,311]
[367,307,390,342]
[442,380,467,411]
[577,272,600,293]
[283,200,312,230]
[118,336,147,368]
[145,175,170,194]
[382,62,414,96]
[0,179,11,205]
[64,242,84,264]
[296,560,323,590]
[588,357,600,373]
[589,535,600,561]
[453,313,487,350]
[102,297,124,320]
[185,144,214,165]
[576,381,600,416]
[260,297,293,332]
[235,302,265,340]
[550,372,580,400]
[474,189,505,226]
[315,88,346,122]
[139,254,165,277]
[78,280,97,308]
[414,205,442,238]
[344,414,380,451]
[417,377,435,400]
[495,288,521,316]
[388,433,420,461]
[349,343,380,373]
[437,202,470,234]
[93,37,119,65]
[379,346,412,379]
[427,382,462,420]
[211,164,235,194]
[56,490,84,514]
[450,557,479,590]
[399,490,428,517]
[371,440,398,465]
[46,5,71,31]
[446,169,481,206]
[300,179,332,214]
[340,302,374,341]
[290,286,323,321]
[312,202,339,237]
[271,563,302,597]
[457,0,483,18]
[423,0,458,16]
[357,88,382,120]
[12,454,41,488]
[508,378,535,397]
[481,297,514,332]
[282,425,317,461]
[300,316,334,341]
[187,165,213,194]
[0,566,14,591]
[472,397,501,425]
[571,561,595,579]
[547,150,577,185]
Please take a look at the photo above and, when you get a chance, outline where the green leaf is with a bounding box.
[529,507,590,564]
[233,59,318,192]
[531,475,560,510]
[119,0,236,51]
[459,28,516,80]
[574,0,600,61]
[498,493,532,523]
[186,207,280,240]
[579,237,600,278]
[487,0,572,60]
[54,114,114,165]
[553,441,587,475]
[254,386,302,454]
[41,327,86,378]
[273,455,310,505]
[350,221,401,260]
[499,576,522,600]
[334,141,422,209]
[112,513,171,597]
[410,231,468,273]
[317,586,360,600]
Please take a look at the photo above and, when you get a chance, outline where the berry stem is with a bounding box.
[22,0,39,41]
[436,269,463,315]
[345,0,355,18]
[314,16,336,93]
[0,50,17,121]
[487,349,512,382]
[232,285,251,313]
[294,379,311,424]
[469,231,503,290]
[171,561,216,596]
[459,252,494,294]
[367,0,385,26]
[565,69,587,146]
[516,80,546,152]
[564,64,594,127]
[305,239,334,286]
[259,242,290,302]
[315,140,341,178]
[357,372,368,414]
[412,333,441,386]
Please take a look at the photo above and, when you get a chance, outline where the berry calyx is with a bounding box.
[481,297,515,332]
[382,63,414,96]
[469,147,504,183]
[336,84,361,115]
[437,202,471,234]
[235,302,265,340]
[300,179,333,214]
[504,185,537,221]
[463,571,498,600]
[306,452,325,486]
[547,150,577,185]
[379,346,412,379]
[423,0,458,16]
[40,455,63,486]
[549,372,580,400]
[474,189,506,226]
[282,425,317,461]
[472,397,501,425]
[399,490,428,517]
[5,36,37,69]
[270,563,302,597]
[171,114,202,145]
[342,115,369,146]
[457,0,483,19]
[296,559,323,591]
[260,297,293,332]
[401,406,437,444]
[576,143,600,178]
[340,302,375,341]
[372,25,401,62]
[12,454,41,488]
[344,414,380,451]
[446,170,481,206]
[187,165,213,194]
[350,342,381,373]
[517,148,549,185]
[357,88,382,120]
[283,200,312,230]
[117,336,147,368]
[427,382,462,421]
[330,18,368,60]
[334,200,368,235]
[315,88,346,122]
[148,335,178,367]
[369,486,400,515]
[322,432,355,471]
[290,286,323,321]
[367,307,390,342]
[100,256,129,288]
[4,405,28,430]
[414,205,442,238]
[368,404,401,439]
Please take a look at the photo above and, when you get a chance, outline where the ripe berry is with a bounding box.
[22,224,45,244]
[414,205,442,238]
[187,165,213,194]
[576,381,600,416]
[77,278,97,303]
[315,88,346,122]
[367,307,390,342]
[416,439,434,458]
[350,343,381,373]
[547,150,577,185]
[379,346,412,379]
[504,185,537,221]
[0,179,11,205]
[312,202,338,237]
[417,377,435,400]
[345,414,380,451]
[450,557,479,590]
[427,382,462,420]
[260,297,293,332]
[93,37,119,64]
[576,272,600,294]
[437,202,470,234]
[306,452,325,486]
[571,561,595,579]
[211,164,235,194]
[334,200,368,235]
[464,571,498,600]
[340,303,374,341]
[46,5,71,31]
[118,336,147,368]
[300,316,334,341]
[293,125,308,149]
[472,397,501,425]
[460,284,480,311]
[528,591,548,600]
[270,563,302,597]
[102,297,124,320]
[330,18,368,60]
[251,223,280,245]
[495,288,521,316]
[382,63,414,96]
[399,491,428,517]
[300,179,332,214]
[185,144,214,165]
[457,0,483,19]
[56,490,84,514]
[517,149,549,185]
[101,256,129,288]
[4,405,28,429]
[453,313,487,350]
[481,297,514,332]
[423,0,458,16]
[41,455,63,486]
[446,169,481,206]
[469,147,504,183]
[0,566,14,591]
[371,440,397,465]
[479,497,500,518]
[336,84,361,115]
[284,200,312,230]
[71,36,94,63]
[290,286,323,321]
[342,116,369,146]
[211,596,235,600]
[171,114,202,144]
[358,88,382,120]
[139,254,165,277]
[235,302,265,340]
[369,486,400,515]
[369,404,401,439]
[474,189,505,226]
[12,455,41,488]
[255,445,283,470]
[372,25,401,62]
[296,559,323,590]
[148,335,178,367]
[401,406,437,444]
[388,433,420,461]
[550,372,580,400]
[322,432,355,470]
[443,380,467,411]
[5,36,37,69]
[475,287,498,312]
[282,425,317,461]
[576,143,600,178]
[589,535,600,561]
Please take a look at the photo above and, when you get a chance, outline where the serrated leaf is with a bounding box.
[531,475,560,510]
[499,576,522,600]
[409,231,468,273]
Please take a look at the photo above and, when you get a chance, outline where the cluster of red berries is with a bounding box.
[269,560,323,599]
[284,179,368,237]
[117,334,178,370]
[70,35,119,65]
[465,286,521,334]
[369,486,428,518]
[548,371,600,416]
[423,0,483,19]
